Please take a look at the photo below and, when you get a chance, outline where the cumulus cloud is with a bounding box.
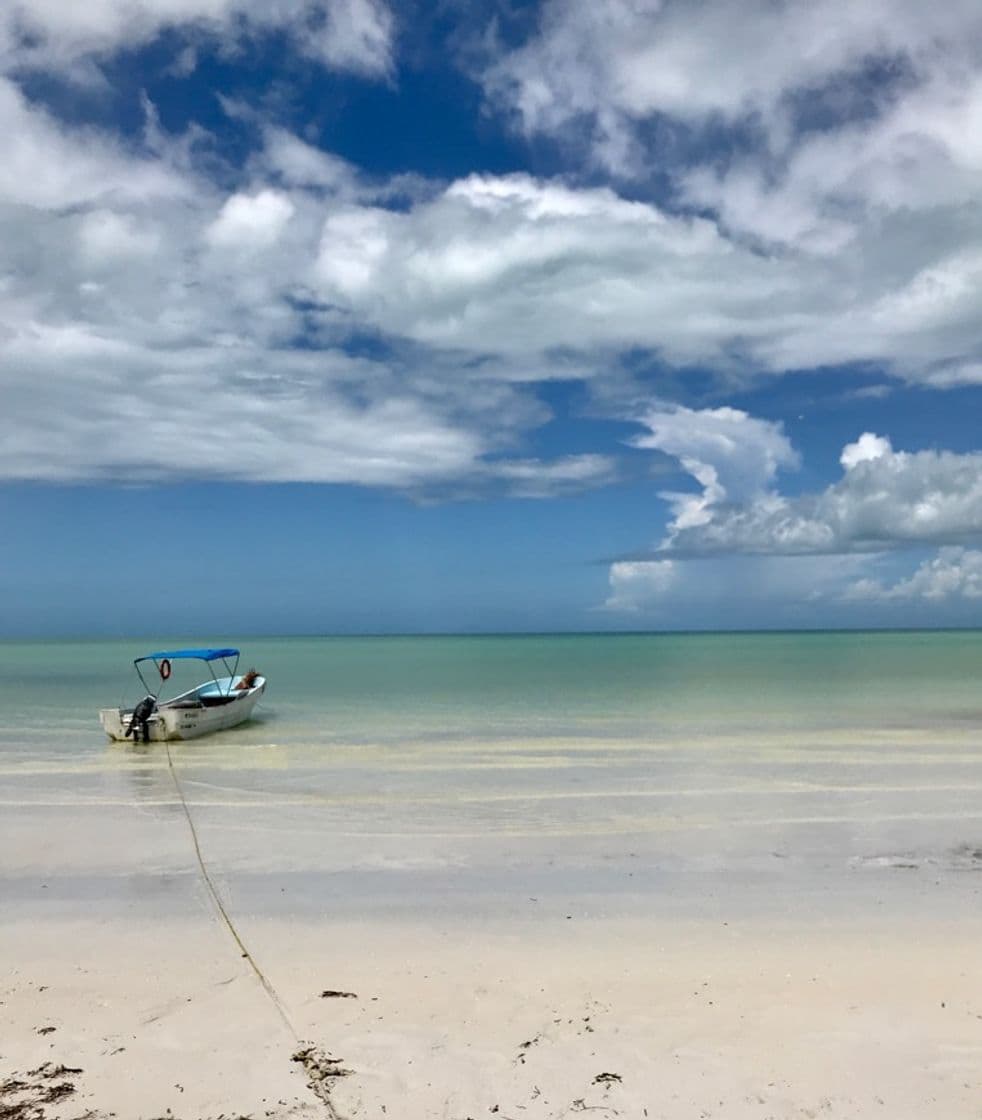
[6,0,982,504]
[472,2,982,388]
[638,422,982,558]
[604,560,676,613]
[7,74,982,497]
[205,189,296,249]
[840,432,892,470]
[600,397,982,618]
[682,67,982,253]
[0,123,617,492]
[482,0,982,171]
[601,405,897,617]
[309,172,834,364]
[844,547,982,601]
[303,167,982,385]
[630,403,798,537]
[0,78,186,208]
[0,0,395,80]
[602,404,982,614]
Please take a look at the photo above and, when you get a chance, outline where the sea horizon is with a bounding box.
[5,622,982,642]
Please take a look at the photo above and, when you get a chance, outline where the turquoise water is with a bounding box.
[3,631,982,758]
[4,631,982,924]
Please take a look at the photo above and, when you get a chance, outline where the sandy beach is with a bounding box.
[5,736,982,1119]
[4,910,982,1119]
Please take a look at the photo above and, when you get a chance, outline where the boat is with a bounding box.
[100,647,266,742]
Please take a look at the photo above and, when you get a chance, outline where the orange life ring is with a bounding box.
[159,658,172,681]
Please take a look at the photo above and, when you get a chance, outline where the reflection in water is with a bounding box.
[104,740,184,817]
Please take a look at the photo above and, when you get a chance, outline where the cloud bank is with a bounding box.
[605,406,982,616]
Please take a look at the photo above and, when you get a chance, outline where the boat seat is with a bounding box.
[197,681,233,697]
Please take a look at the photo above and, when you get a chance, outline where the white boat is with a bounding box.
[100,647,266,742]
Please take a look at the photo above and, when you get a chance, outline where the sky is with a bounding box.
[4,0,982,635]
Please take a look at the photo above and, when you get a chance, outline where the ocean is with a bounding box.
[4,631,982,923]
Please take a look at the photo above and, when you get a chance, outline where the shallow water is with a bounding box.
[3,632,982,923]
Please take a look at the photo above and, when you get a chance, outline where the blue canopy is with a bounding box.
[138,648,239,662]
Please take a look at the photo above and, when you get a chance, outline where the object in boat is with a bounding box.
[99,647,266,742]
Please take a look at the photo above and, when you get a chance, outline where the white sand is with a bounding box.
[5,728,982,1118]
[3,911,982,1119]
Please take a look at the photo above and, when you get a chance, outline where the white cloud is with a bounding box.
[489,454,618,499]
[10,55,982,498]
[0,96,521,488]
[923,362,982,388]
[840,432,892,470]
[603,412,982,614]
[470,2,982,389]
[604,560,676,613]
[680,72,982,253]
[630,403,798,538]
[0,78,186,209]
[317,206,392,295]
[308,172,824,364]
[844,547,982,601]
[482,1,982,170]
[309,0,393,77]
[259,128,359,192]
[78,209,162,261]
[600,405,905,617]
[0,147,622,491]
[0,0,395,81]
[304,168,982,386]
[206,189,296,249]
[7,76,982,496]
[0,327,486,486]
[804,443,982,551]
[6,0,982,502]
[617,409,982,564]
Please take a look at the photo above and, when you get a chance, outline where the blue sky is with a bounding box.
[4,0,982,635]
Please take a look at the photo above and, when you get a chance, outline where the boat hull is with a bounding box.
[100,679,266,742]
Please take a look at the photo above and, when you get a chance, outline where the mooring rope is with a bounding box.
[163,739,349,1120]
[163,739,298,1040]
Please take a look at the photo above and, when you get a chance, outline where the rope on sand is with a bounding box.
[164,740,349,1120]
[164,740,298,1039]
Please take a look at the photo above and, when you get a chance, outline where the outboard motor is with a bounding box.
[125,695,157,743]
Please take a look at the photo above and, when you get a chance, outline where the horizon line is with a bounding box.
[3,625,982,642]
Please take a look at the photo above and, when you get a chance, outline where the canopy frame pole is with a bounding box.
[134,659,158,701]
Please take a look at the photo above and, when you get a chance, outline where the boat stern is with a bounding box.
[100,706,174,742]
[99,707,128,741]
